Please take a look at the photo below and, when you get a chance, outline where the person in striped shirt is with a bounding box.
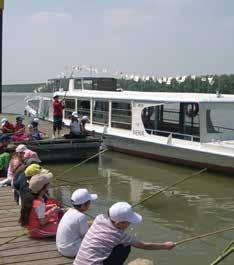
[73,201,175,265]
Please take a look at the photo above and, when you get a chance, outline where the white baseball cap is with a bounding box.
[53,92,60,98]
[1,118,8,125]
[109,202,142,224]
[81,116,89,122]
[71,188,98,205]
[33,118,39,123]
[72,112,78,118]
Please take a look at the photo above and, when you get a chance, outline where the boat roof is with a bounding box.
[56,89,234,104]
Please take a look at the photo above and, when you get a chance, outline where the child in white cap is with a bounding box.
[74,202,175,265]
[56,188,97,258]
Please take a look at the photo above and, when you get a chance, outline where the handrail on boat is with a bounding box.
[146,128,200,142]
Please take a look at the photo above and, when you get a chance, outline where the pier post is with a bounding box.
[0,0,4,114]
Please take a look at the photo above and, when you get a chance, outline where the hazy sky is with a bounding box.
[3,0,234,84]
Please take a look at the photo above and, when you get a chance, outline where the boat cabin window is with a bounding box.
[47,79,69,92]
[28,100,39,110]
[83,80,93,90]
[111,102,132,130]
[40,100,51,119]
[77,100,91,119]
[93,101,109,125]
[74,78,117,91]
[64,98,76,119]
[141,103,200,141]
[206,108,234,135]
[74,79,82,90]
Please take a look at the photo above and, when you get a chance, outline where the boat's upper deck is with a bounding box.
[56,88,234,104]
[49,77,234,104]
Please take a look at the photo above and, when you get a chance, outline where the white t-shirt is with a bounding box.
[56,208,89,258]
[70,120,80,135]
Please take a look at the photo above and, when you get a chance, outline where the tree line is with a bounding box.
[3,74,234,94]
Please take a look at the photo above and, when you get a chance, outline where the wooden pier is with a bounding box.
[0,184,72,265]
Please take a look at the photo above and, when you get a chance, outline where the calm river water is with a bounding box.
[3,92,234,265]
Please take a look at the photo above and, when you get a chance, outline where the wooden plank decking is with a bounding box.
[0,185,72,265]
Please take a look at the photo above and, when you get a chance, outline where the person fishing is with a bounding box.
[56,188,98,257]
[52,92,64,139]
[19,174,62,238]
[73,201,175,265]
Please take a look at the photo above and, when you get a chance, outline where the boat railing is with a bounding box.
[146,128,200,142]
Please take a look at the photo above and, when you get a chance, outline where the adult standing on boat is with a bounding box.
[52,92,64,139]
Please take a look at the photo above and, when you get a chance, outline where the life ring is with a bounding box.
[186,103,199,118]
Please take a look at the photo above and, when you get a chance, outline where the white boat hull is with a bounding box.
[98,133,234,174]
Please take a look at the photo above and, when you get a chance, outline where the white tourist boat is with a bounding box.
[25,77,234,173]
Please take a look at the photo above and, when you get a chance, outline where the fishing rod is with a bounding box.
[132,168,207,208]
[54,175,110,187]
[175,226,234,246]
[55,148,108,179]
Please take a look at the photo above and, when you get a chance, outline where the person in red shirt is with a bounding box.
[12,116,29,141]
[0,118,15,134]
[52,93,64,138]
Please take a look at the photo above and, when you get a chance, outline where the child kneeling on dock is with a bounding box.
[56,188,97,257]
[19,174,63,238]
[74,202,175,265]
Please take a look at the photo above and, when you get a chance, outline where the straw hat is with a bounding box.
[29,174,51,194]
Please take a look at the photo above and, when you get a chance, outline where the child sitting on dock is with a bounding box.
[0,118,15,134]
[19,174,62,238]
[15,144,40,162]
[12,116,29,141]
[56,188,98,257]
[28,118,46,140]
[0,150,24,187]
[0,135,11,179]
[74,202,175,265]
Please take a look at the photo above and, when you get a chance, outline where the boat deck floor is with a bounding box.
[0,113,70,139]
[0,183,72,265]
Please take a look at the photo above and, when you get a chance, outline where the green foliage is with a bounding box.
[3,74,234,94]
[118,74,234,94]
